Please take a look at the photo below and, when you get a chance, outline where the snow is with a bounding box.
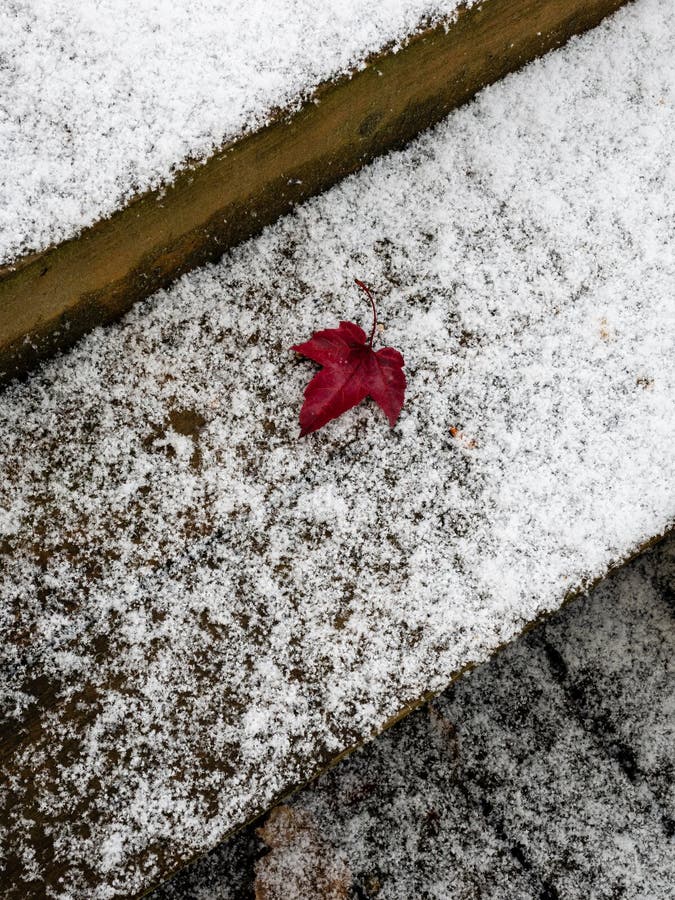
[2,0,675,896]
[0,0,470,266]
[151,537,675,899]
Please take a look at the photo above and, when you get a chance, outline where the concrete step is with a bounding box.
[149,536,675,899]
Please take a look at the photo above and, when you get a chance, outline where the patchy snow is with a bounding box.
[0,0,470,266]
[1,0,675,895]
[152,537,675,899]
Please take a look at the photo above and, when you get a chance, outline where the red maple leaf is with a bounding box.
[291,280,406,436]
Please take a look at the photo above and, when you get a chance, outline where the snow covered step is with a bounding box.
[0,0,628,382]
[150,537,675,899]
[2,0,674,896]
[533,547,675,827]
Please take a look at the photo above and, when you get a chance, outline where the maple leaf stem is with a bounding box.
[354,279,377,348]
[292,290,405,434]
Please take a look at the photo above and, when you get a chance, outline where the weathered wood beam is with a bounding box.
[0,0,628,384]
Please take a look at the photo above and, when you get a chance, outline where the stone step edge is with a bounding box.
[138,525,671,898]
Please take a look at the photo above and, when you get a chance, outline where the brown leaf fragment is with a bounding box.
[255,805,351,900]
[449,426,478,449]
[428,703,460,761]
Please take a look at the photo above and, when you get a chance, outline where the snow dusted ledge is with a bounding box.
[150,538,675,899]
[2,0,674,895]
[0,0,627,382]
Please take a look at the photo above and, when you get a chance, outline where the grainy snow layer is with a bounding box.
[1,0,675,896]
[151,537,675,899]
[0,0,469,265]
